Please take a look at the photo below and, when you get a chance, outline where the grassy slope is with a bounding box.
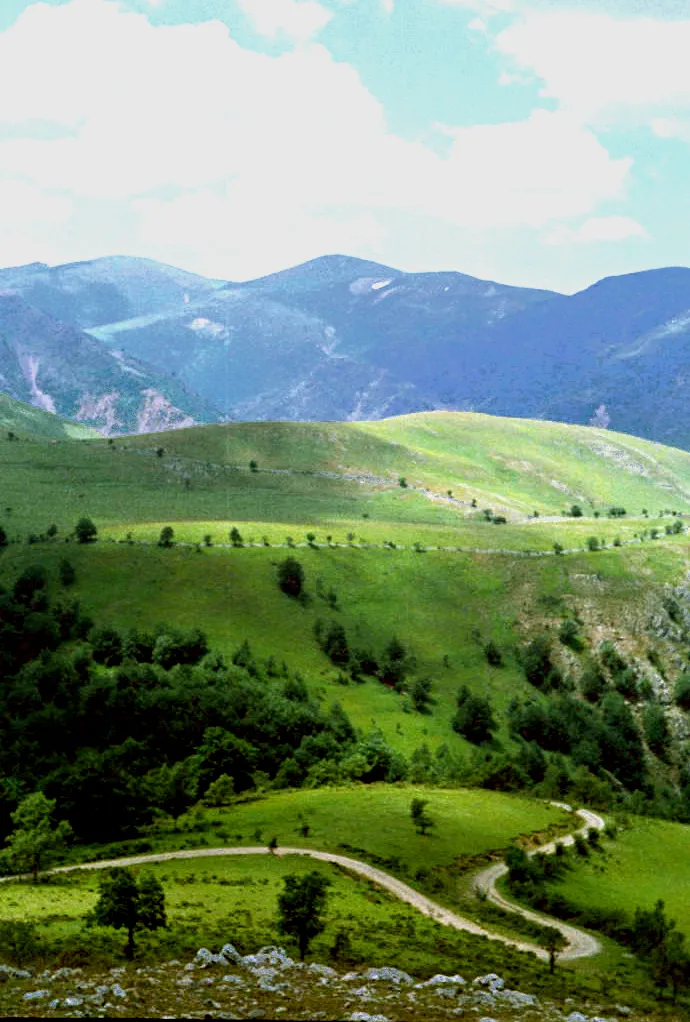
[4,409,690,538]
[1,537,688,757]
[552,816,690,935]
[0,393,95,439]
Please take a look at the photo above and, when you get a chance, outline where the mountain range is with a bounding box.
[1,252,690,445]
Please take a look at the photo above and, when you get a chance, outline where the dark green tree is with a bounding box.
[58,558,76,587]
[74,517,97,544]
[91,868,166,959]
[158,526,174,548]
[277,871,331,959]
[229,526,243,547]
[411,676,433,713]
[452,686,496,744]
[277,556,305,598]
[410,797,434,835]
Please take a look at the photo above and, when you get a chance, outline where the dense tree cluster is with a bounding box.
[0,564,372,847]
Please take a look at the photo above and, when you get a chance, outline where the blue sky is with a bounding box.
[0,0,688,292]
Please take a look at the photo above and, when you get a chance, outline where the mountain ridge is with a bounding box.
[1,252,690,443]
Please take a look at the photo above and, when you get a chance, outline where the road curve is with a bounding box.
[473,806,606,961]
[1,806,605,964]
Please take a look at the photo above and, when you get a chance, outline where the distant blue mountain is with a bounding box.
[2,253,690,445]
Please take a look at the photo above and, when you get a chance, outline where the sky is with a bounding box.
[0,0,688,292]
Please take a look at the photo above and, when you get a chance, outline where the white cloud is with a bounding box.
[235,0,333,41]
[380,0,394,13]
[0,0,636,281]
[545,216,648,247]
[494,9,690,127]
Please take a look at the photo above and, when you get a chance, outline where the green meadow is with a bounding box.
[552,816,690,935]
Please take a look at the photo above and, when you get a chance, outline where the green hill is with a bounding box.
[0,393,96,439]
[4,407,690,1011]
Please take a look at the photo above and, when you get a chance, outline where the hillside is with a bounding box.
[3,408,690,1013]
[0,393,95,439]
[0,296,221,434]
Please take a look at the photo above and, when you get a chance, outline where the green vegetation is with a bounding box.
[277,870,331,959]
[6,405,690,1011]
[90,868,166,959]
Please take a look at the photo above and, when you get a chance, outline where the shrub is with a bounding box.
[158,526,174,548]
[411,677,433,713]
[58,558,76,586]
[484,640,503,667]
[570,504,583,517]
[586,536,599,551]
[558,618,582,651]
[553,542,563,555]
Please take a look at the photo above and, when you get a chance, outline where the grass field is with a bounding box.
[136,786,570,868]
[552,816,690,936]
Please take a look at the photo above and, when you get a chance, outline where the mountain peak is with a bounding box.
[244,254,402,292]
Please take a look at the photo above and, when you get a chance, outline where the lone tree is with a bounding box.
[91,868,166,960]
[158,525,174,548]
[3,792,72,882]
[277,871,331,959]
[543,926,565,974]
[277,556,305,598]
[229,526,244,547]
[410,797,434,836]
[74,516,97,544]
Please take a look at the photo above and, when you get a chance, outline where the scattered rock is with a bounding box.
[348,1013,390,1022]
[474,973,505,991]
[111,983,127,998]
[64,996,84,1007]
[566,1014,589,1022]
[417,973,466,987]
[23,989,49,1000]
[307,963,338,979]
[220,943,244,966]
[194,948,229,968]
[241,946,295,971]
[362,967,414,984]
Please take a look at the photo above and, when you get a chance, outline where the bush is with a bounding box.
[586,536,599,551]
[158,526,174,548]
[0,920,44,966]
[484,640,503,667]
[570,504,583,517]
[558,618,582,651]
[410,677,433,713]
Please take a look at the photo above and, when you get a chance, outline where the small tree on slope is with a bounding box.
[3,792,72,882]
[91,868,166,960]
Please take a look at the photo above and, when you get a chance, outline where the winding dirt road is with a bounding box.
[6,805,605,964]
[472,806,606,961]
